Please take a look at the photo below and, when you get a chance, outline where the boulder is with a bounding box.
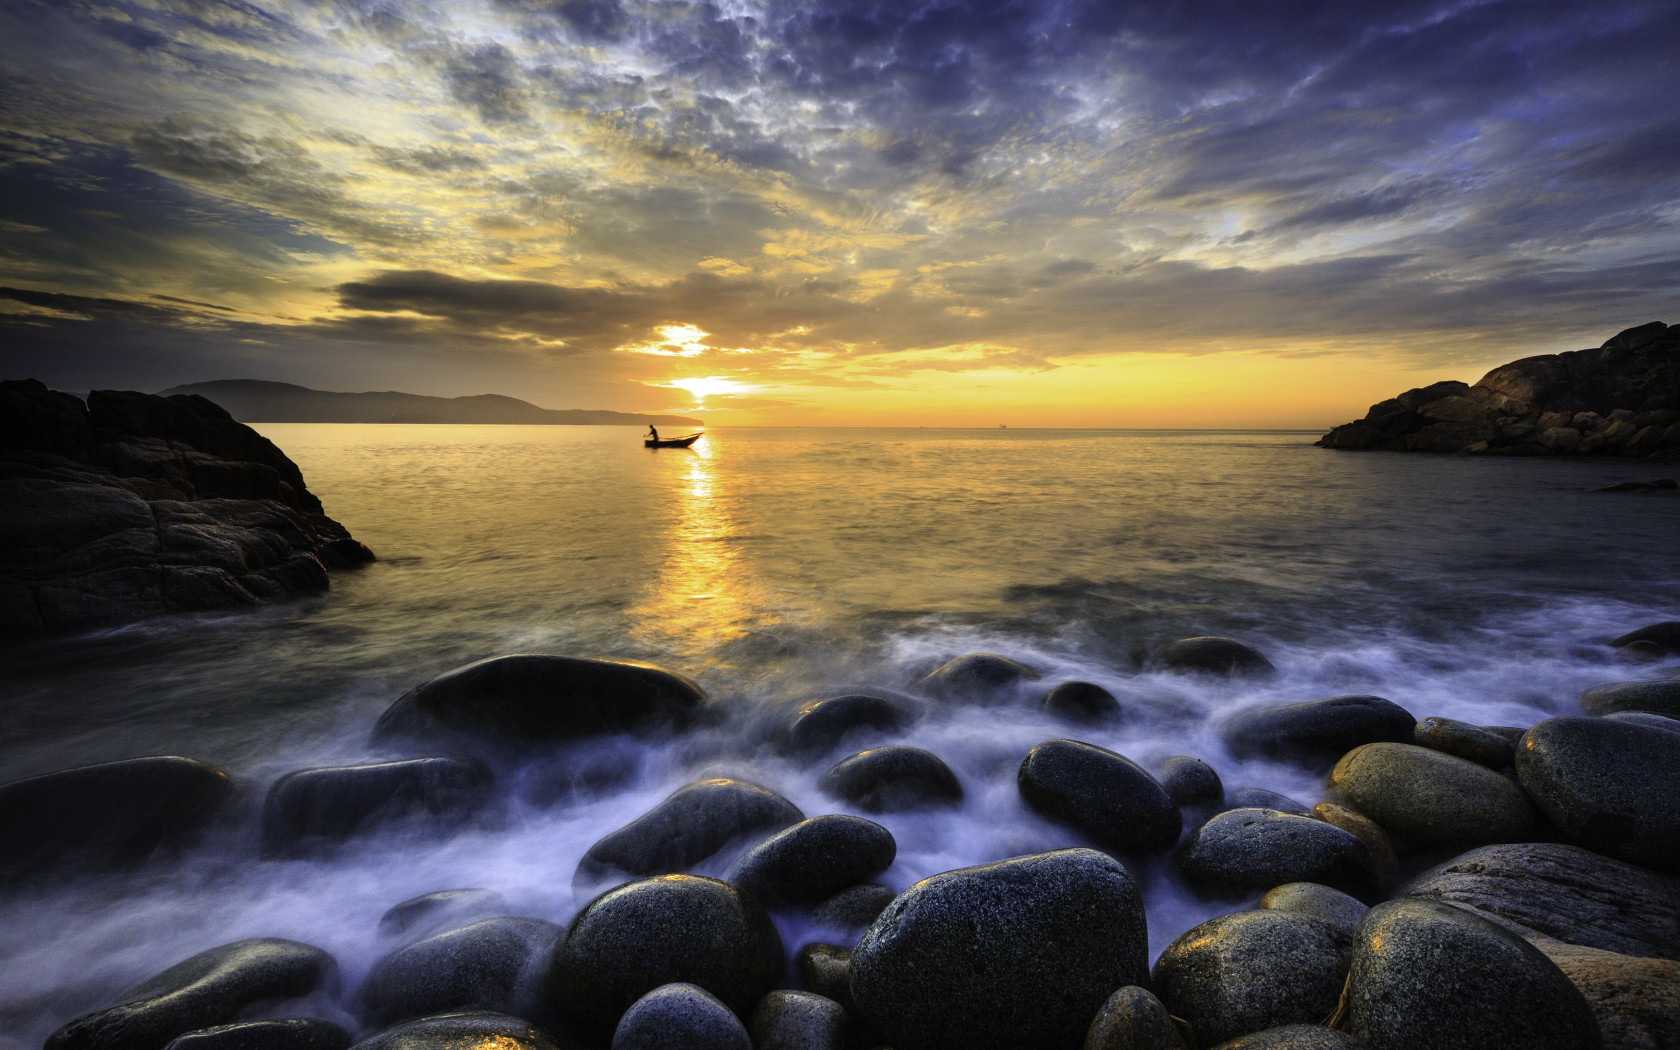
[1207,1027,1366,1050]
[1534,939,1680,1050]
[1084,985,1186,1050]
[359,917,561,1027]
[377,889,507,941]
[1579,681,1680,719]
[46,938,337,1050]
[849,848,1149,1050]
[1222,696,1414,763]
[1346,899,1601,1050]
[1605,711,1680,734]
[548,875,782,1043]
[261,758,494,855]
[748,990,855,1050]
[1514,717,1680,873]
[1327,742,1539,847]
[1403,842,1680,960]
[726,814,895,907]
[781,695,908,755]
[1152,910,1351,1048]
[809,883,895,929]
[1610,622,1680,654]
[1413,716,1513,767]
[347,1012,573,1050]
[918,653,1039,699]
[1018,740,1182,852]
[1042,681,1123,723]
[1260,883,1369,937]
[162,1020,351,1050]
[819,747,963,812]
[1223,787,1311,815]
[0,756,232,881]
[1154,637,1274,676]
[794,943,856,1015]
[575,778,803,887]
[1156,756,1224,807]
[1178,809,1378,900]
[371,655,705,749]
[1310,802,1399,885]
[611,983,750,1050]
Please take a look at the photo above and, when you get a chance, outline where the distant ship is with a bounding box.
[999,424,1008,429]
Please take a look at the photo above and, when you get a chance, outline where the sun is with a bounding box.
[664,376,750,402]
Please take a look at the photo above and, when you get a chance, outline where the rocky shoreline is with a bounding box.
[5,634,1678,1050]
[1317,322,1680,457]
[0,379,373,634]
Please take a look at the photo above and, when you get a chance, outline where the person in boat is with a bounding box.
[647,425,659,442]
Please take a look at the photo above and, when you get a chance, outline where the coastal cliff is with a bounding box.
[1318,321,1680,456]
[0,379,373,634]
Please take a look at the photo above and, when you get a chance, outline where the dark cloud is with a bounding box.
[439,43,531,124]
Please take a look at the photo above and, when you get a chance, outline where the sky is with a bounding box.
[0,0,1676,427]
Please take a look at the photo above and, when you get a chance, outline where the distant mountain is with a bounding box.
[159,380,702,427]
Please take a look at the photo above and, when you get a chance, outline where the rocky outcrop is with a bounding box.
[1317,322,1680,456]
[0,379,372,633]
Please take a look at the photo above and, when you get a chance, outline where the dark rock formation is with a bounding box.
[725,814,896,907]
[1514,717,1680,873]
[1153,636,1275,676]
[808,883,895,929]
[1017,739,1182,852]
[1317,321,1680,456]
[1155,755,1224,808]
[917,652,1040,700]
[780,694,909,755]
[748,990,856,1050]
[1207,1027,1366,1050]
[818,746,963,811]
[1177,808,1379,900]
[1259,883,1369,938]
[163,1019,352,1050]
[377,889,508,941]
[0,379,372,633]
[1579,680,1680,719]
[575,778,803,888]
[794,943,856,1016]
[1327,741,1539,848]
[1041,681,1123,723]
[347,1011,575,1050]
[359,917,561,1027]
[1085,985,1188,1050]
[1413,715,1514,768]
[1221,695,1415,764]
[611,982,750,1050]
[261,758,494,856]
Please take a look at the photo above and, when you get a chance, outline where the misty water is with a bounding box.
[2,424,1678,1044]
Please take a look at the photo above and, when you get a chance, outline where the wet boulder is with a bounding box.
[1514,717,1680,873]
[370,655,705,750]
[261,758,494,856]
[575,778,803,887]
[1605,711,1680,734]
[1579,680,1680,719]
[359,917,561,1028]
[1327,742,1538,847]
[1152,910,1351,1048]
[1222,696,1414,763]
[1346,899,1600,1050]
[1017,739,1181,852]
[1413,716,1513,768]
[611,983,749,1050]
[1084,985,1186,1050]
[748,990,855,1050]
[46,938,337,1050]
[819,746,963,811]
[1178,809,1379,900]
[1260,883,1369,938]
[1154,636,1275,677]
[0,756,232,880]
[1534,939,1680,1050]
[1206,1026,1366,1050]
[726,814,895,907]
[548,875,782,1043]
[849,848,1149,1050]
[782,694,908,755]
[347,1012,573,1050]
[377,889,507,941]
[1403,842,1680,960]
[1610,622,1680,654]
[809,883,895,929]
[162,1019,351,1050]
[1042,681,1123,724]
[1223,786,1311,815]
[1310,802,1399,886]
[918,653,1039,700]
[1156,755,1223,808]
[795,943,856,1015]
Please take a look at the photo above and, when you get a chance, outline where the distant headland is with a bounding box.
[160,380,703,427]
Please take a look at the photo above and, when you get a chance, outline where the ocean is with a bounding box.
[2,424,1677,1043]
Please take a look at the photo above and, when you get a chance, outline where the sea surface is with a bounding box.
[3,424,1679,1043]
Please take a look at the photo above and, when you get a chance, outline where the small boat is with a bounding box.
[645,432,703,448]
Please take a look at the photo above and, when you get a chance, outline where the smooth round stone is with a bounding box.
[46,938,337,1050]
[1311,802,1399,882]
[748,990,854,1050]
[360,917,561,1027]
[819,746,963,811]
[0,756,233,880]
[782,695,908,754]
[377,889,507,940]
[163,1019,351,1050]
[1260,883,1369,937]
[261,758,494,855]
[1223,787,1311,815]
[575,778,803,886]
[1579,680,1680,718]
[1152,910,1351,1049]
[1222,696,1414,763]
[347,1012,572,1050]
[1514,716,1680,873]
[918,653,1040,700]
[1207,1026,1366,1049]
[370,654,706,748]
[1610,621,1680,653]
[1605,710,1680,734]
[1479,725,1529,744]
[1042,681,1123,724]
[1084,985,1186,1050]
[549,875,783,1043]
[1413,716,1513,768]
[795,943,855,1015]
[1156,756,1223,808]
[1178,809,1378,900]
[726,814,895,906]
[1155,636,1275,676]
[1327,742,1538,847]
[1017,739,1181,852]
[809,883,895,928]
[611,983,749,1050]
[1347,899,1599,1050]
[850,848,1149,1050]
[1536,940,1680,1050]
